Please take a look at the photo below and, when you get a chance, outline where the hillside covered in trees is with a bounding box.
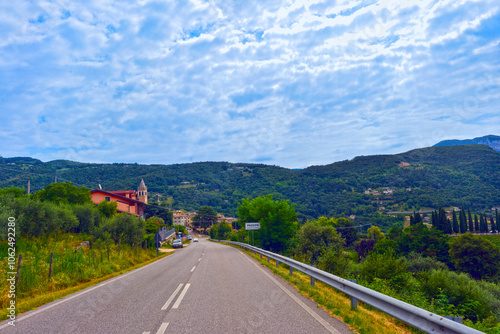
[1,144,499,230]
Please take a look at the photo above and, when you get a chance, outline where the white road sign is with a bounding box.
[245,223,261,230]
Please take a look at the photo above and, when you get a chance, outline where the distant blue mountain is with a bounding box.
[434,135,500,152]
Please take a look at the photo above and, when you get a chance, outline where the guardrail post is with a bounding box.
[444,315,463,324]
[267,256,270,263]
[276,260,279,268]
[260,253,262,259]
[289,266,293,276]
[311,265,315,286]
[348,279,357,310]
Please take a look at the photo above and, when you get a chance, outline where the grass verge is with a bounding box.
[0,233,173,319]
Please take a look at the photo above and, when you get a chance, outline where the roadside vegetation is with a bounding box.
[0,184,173,318]
[215,195,500,333]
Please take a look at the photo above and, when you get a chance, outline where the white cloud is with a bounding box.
[0,0,499,167]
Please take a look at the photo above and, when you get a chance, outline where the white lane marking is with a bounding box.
[172,283,191,309]
[191,266,196,272]
[161,284,184,310]
[198,258,201,262]
[156,322,169,334]
[241,253,341,334]
[142,332,150,334]
[0,255,172,330]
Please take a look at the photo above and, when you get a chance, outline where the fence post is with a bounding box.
[16,254,22,285]
[49,252,54,279]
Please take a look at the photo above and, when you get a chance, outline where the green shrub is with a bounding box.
[405,252,449,273]
[418,269,493,322]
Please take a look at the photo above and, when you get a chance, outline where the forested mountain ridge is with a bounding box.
[1,145,499,229]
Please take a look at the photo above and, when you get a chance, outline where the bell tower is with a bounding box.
[138,179,148,204]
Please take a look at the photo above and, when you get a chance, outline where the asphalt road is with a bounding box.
[0,237,353,334]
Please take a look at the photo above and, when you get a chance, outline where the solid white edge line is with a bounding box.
[142,332,151,334]
[161,284,184,310]
[191,266,196,272]
[240,251,341,334]
[172,283,191,309]
[0,254,172,330]
[156,322,169,334]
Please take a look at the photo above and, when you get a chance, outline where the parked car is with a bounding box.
[188,235,192,240]
[172,239,183,248]
[193,238,198,242]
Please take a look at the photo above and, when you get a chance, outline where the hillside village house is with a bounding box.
[91,179,148,219]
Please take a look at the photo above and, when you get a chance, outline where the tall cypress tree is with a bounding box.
[480,214,487,233]
[452,210,459,234]
[496,209,499,232]
[445,218,453,234]
[468,206,474,231]
[431,211,437,227]
[491,216,497,233]
[415,212,422,224]
[437,207,447,233]
[459,207,467,233]
[410,214,415,226]
[474,215,480,232]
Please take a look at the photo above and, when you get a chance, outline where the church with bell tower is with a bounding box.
[137,179,148,204]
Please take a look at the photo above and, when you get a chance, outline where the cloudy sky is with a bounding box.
[1,0,499,168]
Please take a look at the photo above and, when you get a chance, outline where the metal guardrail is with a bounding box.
[158,227,176,241]
[216,240,484,334]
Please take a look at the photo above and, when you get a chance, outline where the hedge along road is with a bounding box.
[0,237,353,334]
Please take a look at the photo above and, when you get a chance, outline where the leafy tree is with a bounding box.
[97,200,117,218]
[366,226,385,242]
[333,217,358,247]
[98,213,145,246]
[72,203,101,234]
[213,221,232,240]
[386,224,403,240]
[12,197,78,237]
[396,223,451,265]
[192,206,218,230]
[237,195,298,253]
[295,222,344,264]
[355,238,376,260]
[0,186,25,198]
[144,204,173,225]
[449,233,500,280]
[145,216,165,234]
[35,182,91,205]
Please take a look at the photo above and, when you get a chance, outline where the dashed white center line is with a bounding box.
[172,283,191,309]
[142,332,150,334]
[156,322,169,334]
[191,266,196,272]
[198,258,201,262]
[161,284,183,310]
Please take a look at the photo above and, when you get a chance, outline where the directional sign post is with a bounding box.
[245,223,260,246]
[154,233,161,257]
